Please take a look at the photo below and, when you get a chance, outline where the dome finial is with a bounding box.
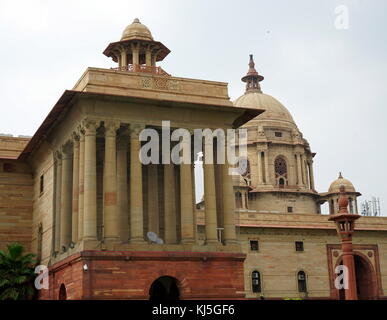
[339,172,343,179]
[241,54,264,93]
[133,18,140,23]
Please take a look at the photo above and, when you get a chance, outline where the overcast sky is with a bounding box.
[0,0,386,215]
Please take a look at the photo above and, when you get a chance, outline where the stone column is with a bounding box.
[309,160,315,190]
[103,121,120,241]
[147,164,159,234]
[151,51,157,67]
[203,144,218,244]
[130,124,145,243]
[296,154,302,187]
[180,135,195,244]
[83,120,98,241]
[145,48,152,67]
[120,49,127,69]
[300,155,306,186]
[71,133,80,243]
[164,163,177,244]
[60,143,73,249]
[117,134,129,242]
[78,129,85,241]
[222,163,237,244]
[54,151,62,253]
[132,45,139,66]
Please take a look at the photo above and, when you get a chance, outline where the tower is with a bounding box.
[233,55,320,214]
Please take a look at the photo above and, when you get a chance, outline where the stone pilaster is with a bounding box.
[257,149,263,185]
[264,150,270,184]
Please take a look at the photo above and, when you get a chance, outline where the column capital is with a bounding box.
[129,123,145,137]
[82,118,99,136]
[54,150,62,162]
[71,131,80,145]
[61,142,72,158]
[104,120,121,137]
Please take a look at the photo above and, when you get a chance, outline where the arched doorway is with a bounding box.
[336,254,377,300]
[58,284,67,300]
[354,255,375,299]
[149,276,180,301]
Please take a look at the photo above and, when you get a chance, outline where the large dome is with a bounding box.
[234,91,297,128]
[121,18,154,41]
[328,173,356,193]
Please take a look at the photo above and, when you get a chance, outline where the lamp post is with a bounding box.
[328,185,360,300]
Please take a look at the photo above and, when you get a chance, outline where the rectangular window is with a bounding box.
[295,241,304,252]
[40,175,44,194]
[275,132,282,137]
[287,206,293,213]
[250,240,259,251]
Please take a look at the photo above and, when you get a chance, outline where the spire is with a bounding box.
[241,54,264,93]
[339,172,343,179]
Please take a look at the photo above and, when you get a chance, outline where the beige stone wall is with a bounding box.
[241,227,387,299]
[30,142,55,265]
[73,68,233,108]
[248,193,319,215]
[0,136,30,159]
[0,159,33,252]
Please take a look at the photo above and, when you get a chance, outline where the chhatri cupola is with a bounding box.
[103,18,170,75]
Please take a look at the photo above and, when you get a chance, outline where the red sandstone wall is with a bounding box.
[42,251,246,300]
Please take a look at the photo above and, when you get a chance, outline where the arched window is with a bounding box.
[274,156,288,186]
[252,271,261,293]
[297,271,307,293]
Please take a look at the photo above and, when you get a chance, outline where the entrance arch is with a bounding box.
[336,253,377,300]
[149,276,180,301]
[58,284,67,300]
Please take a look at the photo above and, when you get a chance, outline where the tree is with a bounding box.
[0,243,36,300]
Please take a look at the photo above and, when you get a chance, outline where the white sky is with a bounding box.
[0,0,386,215]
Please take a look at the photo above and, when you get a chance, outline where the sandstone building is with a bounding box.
[0,19,386,300]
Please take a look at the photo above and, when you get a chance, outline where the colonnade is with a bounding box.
[53,119,237,253]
